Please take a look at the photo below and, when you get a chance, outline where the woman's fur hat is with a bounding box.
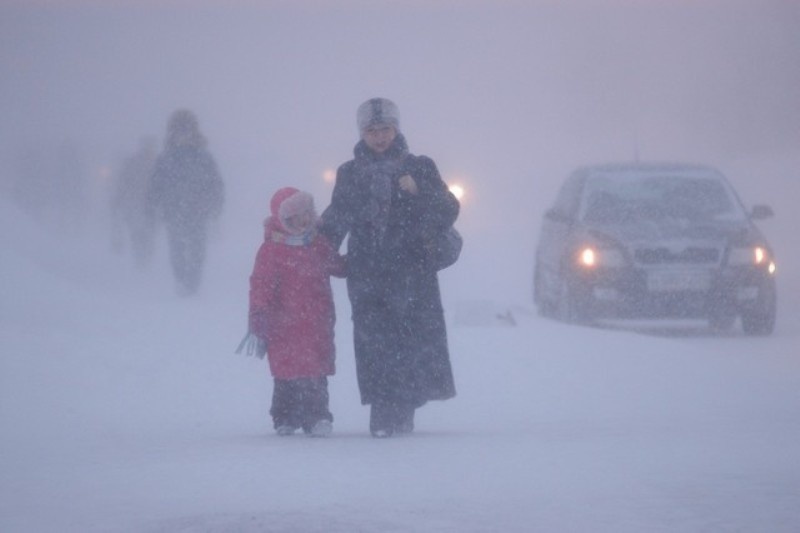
[357,98,400,135]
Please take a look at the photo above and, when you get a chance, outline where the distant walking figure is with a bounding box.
[148,110,224,296]
[111,136,158,268]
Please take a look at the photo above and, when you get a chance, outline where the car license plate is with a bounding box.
[647,269,710,292]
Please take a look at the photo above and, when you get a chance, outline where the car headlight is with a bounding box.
[729,246,776,273]
[576,246,625,268]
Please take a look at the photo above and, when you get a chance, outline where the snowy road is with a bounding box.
[2,222,799,532]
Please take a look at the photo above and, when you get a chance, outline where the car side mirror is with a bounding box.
[750,204,774,220]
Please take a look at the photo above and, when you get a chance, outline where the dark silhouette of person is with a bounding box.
[148,109,224,296]
[111,136,158,268]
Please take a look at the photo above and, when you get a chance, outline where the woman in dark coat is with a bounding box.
[320,98,459,437]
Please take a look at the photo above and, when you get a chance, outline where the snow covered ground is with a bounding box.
[3,2,799,530]
[2,196,800,533]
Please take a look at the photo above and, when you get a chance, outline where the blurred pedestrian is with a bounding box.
[111,136,158,268]
[320,97,460,437]
[248,187,346,437]
[148,109,224,296]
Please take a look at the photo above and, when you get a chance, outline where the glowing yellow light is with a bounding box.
[449,183,465,201]
[768,261,776,275]
[754,247,766,264]
[322,169,336,184]
[579,247,596,267]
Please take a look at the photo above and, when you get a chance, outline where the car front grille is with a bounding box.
[635,246,720,265]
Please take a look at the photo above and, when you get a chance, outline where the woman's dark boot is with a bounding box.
[369,402,394,438]
[394,405,415,434]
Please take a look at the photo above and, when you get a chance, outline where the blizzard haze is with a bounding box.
[2,1,800,532]
[2,0,799,301]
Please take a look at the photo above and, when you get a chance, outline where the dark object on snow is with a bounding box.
[496,310,517,326]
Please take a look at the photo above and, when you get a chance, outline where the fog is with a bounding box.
[2,0,799,303]
[3,2,800,530]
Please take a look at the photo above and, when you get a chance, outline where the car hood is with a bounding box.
[584,217,763,250]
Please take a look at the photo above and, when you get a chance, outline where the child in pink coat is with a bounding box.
[249,187,346,436]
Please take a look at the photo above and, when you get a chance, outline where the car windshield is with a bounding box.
[579,172,746,224]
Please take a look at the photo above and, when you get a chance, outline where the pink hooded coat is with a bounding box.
[249,189,345,379]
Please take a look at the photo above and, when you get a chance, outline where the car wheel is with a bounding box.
[741,280,776,336]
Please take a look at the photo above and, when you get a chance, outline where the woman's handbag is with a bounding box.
[431,226,463,271]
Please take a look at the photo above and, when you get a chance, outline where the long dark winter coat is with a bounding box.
[149,145,223,230]
[320,134,459,407]
[148,144,224,294]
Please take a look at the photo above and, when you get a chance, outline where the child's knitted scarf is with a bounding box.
[271,226,317,247]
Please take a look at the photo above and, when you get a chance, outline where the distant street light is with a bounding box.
[448,183,465,201]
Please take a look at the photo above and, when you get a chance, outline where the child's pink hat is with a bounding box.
[270,187,300,218]
[270,187,315,231]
